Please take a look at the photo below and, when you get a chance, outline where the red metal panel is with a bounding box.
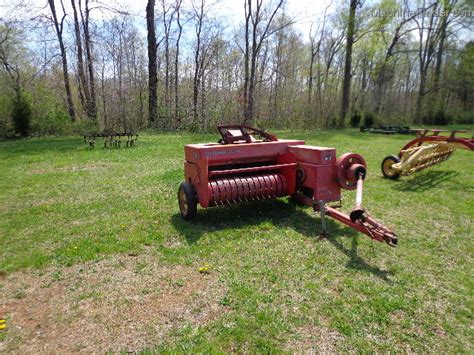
[208,163,297,177]
[288,145,336,165]
[185,139,305,164]
[297,162,341,202]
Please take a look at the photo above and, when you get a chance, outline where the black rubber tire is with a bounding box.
[178,181,198,220]
[381,155,401,179]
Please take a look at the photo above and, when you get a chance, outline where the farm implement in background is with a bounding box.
[83,131,138,148]
[178,125,398,247]
[360,125,415,135]
[381,129,473,179]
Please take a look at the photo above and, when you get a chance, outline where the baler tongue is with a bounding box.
[354,212,398,247]
[324,174,398,247]
[325,205,398,247]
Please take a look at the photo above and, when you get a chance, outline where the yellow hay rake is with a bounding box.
[381,129,473,179]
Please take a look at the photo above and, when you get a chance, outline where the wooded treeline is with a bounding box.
[0,0,473,136]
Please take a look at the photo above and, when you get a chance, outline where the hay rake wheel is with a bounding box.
[381,155,401,179]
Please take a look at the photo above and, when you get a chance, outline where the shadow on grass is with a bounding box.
[390,170,458,192]
[171,199,393,283]
[326,235,393,283]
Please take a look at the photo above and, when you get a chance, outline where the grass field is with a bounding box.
[0,127,473,352]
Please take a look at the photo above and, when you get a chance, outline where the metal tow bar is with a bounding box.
[319,174,398,247]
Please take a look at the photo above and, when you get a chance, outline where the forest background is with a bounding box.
[0,0,473,137]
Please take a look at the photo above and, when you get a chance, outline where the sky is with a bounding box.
[115,0,333,36]
[0,0,334,40]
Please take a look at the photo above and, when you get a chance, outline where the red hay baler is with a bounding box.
[178,125,398,247]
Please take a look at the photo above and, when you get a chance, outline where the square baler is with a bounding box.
[178,125,397,247]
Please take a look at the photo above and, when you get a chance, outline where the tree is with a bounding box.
[174,0,183,124]
[71,0,97,120]
[452,41,474,113]
[47,0,75,121]
[0,25,31,136]
[307,3,330,112]
[432,0,458,110]
[242,0,286,125]
[11,88,31,137]
[339,0,359,127]
[191,0,220,127]
[146,0,158,124]
[413,0,447,122]
[192,0,205,124]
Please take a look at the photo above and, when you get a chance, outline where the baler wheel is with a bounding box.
[381,155,401,179]
[178,181,197,220]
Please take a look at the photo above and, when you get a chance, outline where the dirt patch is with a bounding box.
[0,253,227,352]
[285,321,343,353]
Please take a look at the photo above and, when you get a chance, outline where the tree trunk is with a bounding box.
[339,0,358,127]
[415,69,427,123]
[193,0,204,125]
[48,0,75,121]
[71,0,92,118]
[243,0,284,125]
[174,0,183,124]
[81,0,97,120]
[433,13,448,108]
[243,0,251,124]
[146,0,158,124]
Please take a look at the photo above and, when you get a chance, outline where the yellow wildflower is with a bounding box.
[198,263,212,274]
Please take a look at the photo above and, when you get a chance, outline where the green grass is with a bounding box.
[1,126,473,352]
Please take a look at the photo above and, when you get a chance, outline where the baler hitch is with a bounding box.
[179,125,398,248]
[318,173,398,247]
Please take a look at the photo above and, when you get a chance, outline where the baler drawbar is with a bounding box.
[178,125,398,247]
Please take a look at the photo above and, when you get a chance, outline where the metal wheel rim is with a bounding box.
[179,188,188,215]
[383,159,397,177]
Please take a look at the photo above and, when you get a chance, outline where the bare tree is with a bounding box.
[243,0,285,124]
[146,0,158,124]
[372,2,432,116]
[433,0,457,108]
[174,0,183,124]
[339,0,359,127]
[70,0,96,120]
[160,0,178,119]
[307,3,330,113]
[47,0,75,121]
[414,1,443,122]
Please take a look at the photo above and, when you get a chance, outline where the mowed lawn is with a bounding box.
[0,127,473,352]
